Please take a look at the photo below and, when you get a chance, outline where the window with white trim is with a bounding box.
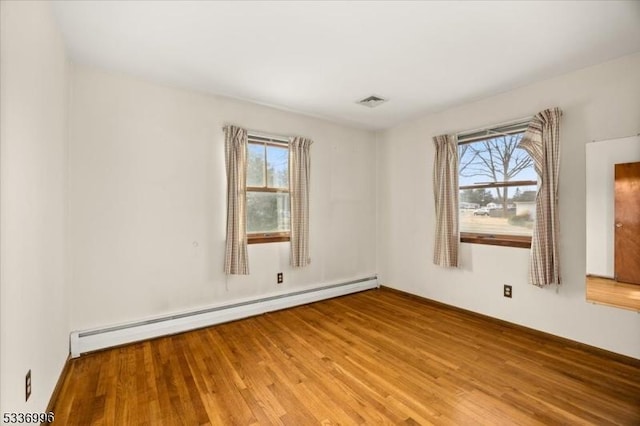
[246,134,290,244]
[458,120,536,248]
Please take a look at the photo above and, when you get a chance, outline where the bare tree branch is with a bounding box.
[458,134,533,215]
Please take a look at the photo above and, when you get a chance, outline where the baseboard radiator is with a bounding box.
[70,276,378,357]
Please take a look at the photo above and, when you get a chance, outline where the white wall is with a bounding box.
[377,53,640,359]
[0,1,70,413]
[586,136,640,278]
[68,65,377,331]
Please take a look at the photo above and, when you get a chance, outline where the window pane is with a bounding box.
[459,185,537,236]
[246,192,290,233]
[267,145,288,188]
[247,143,265,187]
[459,133,536,185]
[458,132,537,238]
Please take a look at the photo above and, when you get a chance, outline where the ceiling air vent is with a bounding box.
[356,95,388,108]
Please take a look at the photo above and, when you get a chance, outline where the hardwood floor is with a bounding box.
[586,275,640,311]
[51,288,640,425]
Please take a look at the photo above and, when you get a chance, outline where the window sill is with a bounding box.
[460,233,531,248]
[248,233,290,244]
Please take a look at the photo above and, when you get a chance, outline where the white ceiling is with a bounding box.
[52,1,640,130]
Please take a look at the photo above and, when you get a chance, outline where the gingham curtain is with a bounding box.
[224,125,249,275]
[518,107,562,287]
[289,136,313,267]
[432,134,459,267]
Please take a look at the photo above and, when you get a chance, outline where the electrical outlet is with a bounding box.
[25,369,31,401]
[504,284,512,298]
[277,272,283,284]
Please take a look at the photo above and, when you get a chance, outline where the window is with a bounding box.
[246,134,290,244]
[458,121,536,248]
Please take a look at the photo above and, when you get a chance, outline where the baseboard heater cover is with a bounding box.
[70,276,378,357]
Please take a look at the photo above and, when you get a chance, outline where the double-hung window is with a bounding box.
[458,120,536,248]
[246,134,290,244]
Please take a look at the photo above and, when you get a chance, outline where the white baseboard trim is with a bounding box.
[70,276,378,357]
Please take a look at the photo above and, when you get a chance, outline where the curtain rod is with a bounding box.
[456,115,534,138]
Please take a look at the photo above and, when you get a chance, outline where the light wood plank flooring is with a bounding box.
[586,275,640,312]
[51,288,640,425]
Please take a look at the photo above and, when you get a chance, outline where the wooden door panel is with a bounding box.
[614,161,640,285]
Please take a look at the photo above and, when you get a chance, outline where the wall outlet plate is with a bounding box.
[277,272,283,284]
[26,369,31,401]
[504,285,512,298]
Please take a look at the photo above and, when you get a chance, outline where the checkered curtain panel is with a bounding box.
[432,134,459,267]
[518,107,563,287]
[289,136,313,267]
[224,125,250,275]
